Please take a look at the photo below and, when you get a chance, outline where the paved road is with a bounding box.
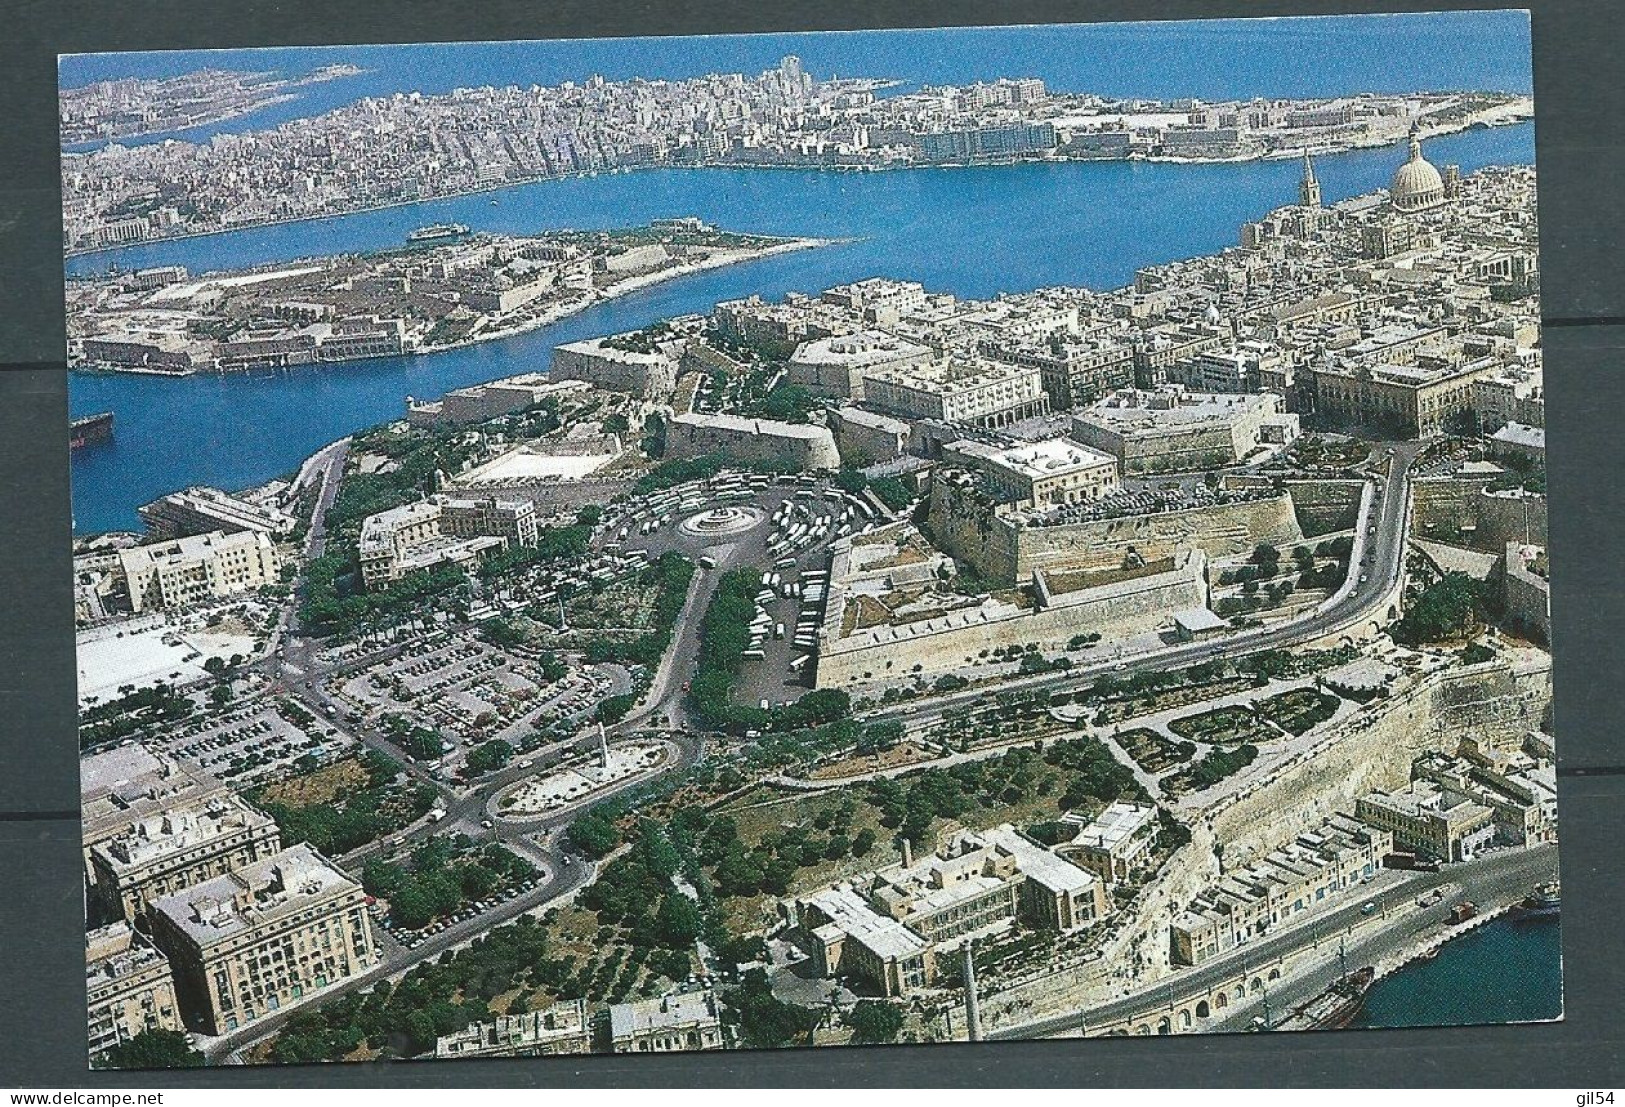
[869,442,1422,734]
[206,840,595,1063]
[1213,844,1560,1032]
[987,843,1557,1040]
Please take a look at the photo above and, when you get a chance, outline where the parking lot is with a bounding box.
[156,699,354,786]
[331,632,629,774]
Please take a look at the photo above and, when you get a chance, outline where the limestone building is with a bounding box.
[1070,387,1299,474]
[664,411,841,472]
[786,330,931,400]
[608,990,725,1053]
[813,526,1208,690]
[435,999,592,1058]
[783,826,1108,997]
[828,406,911,466]
[1170,814,1391,966]
[860,357,1049,427]
[942,437,1120,508]
[980,331,1136,411]
[89,794,283,924]
[407,374,589,427]
[358,494,537,590]
[1413,745,1557,849]
[1311,356,1505,439]
[1060,801,1160,884]
[1472,361,1544,431]
[1355,780,1497,862]
[87,923,181,1059]
[81,744,229,890]
[138,486,296,540]
[1389,126,1447,213]
[115,530,282,613]
[148,844,378,1035]
[552,335,679,400]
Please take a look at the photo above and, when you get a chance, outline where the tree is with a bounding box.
[653,893,704,949]
[846,999,905,1045]
[95,1029,204,1070]
[567,809,622,859]
[466,739,515,774]
[728,969,818,1048]
[1391,573,1489,645]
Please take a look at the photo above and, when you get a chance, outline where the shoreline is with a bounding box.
[60,64,368,151]
[62,107,1532,263]
[68,235,834,379]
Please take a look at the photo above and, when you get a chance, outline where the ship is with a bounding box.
[1271,965,1377,1031]
[405,222,472,246]
[1510,881,1561,921]
[70,411,114,449]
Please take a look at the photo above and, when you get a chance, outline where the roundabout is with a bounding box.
[490,737,679,822]
[678,505,765,539]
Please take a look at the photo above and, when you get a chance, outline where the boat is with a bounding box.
[1510,881,1561,921]
[1272,965,1377,1031]
[70,411,114,449]
[405,222,472,246]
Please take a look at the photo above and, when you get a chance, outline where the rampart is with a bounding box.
[1283,478,1365,538]
[926,475,1302,583]
[814,550,1207,690]
[1413,476,1547,553]
[972,658,1551,1032]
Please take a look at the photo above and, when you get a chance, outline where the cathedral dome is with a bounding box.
[1390,128,1445,212]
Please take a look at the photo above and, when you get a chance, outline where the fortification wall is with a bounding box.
[1285,479,1365,538]
[447,477,636,513]
[1413,478,1547,553]
[815,557,1206,690]
[1205,662,1536,865]
[975,660,1549,1029]
[927,476,1302,583]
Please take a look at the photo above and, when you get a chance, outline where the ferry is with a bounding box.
[406,222,472,246]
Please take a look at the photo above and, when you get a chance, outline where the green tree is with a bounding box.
[846,999,905,1045]
[95,1029,204,1070]
[466,739,515,774]
[567,809,622,859]
[653,893,705,949]
[728,969,817,1048]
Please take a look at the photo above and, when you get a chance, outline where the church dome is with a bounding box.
[1390,128,1445,212]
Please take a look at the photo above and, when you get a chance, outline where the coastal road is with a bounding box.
[987,843,1557,1040]
[868,442,1422,734]
[1210,844,1560,1033]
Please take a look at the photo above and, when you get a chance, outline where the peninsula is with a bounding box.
[66,219,826,375]
[59,64,362,146]
[61,55,1530,253]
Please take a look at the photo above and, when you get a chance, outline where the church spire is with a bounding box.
[1299,151,1322,208]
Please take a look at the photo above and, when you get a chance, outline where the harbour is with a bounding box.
[1356,912,1562,1029]
[66,123,1534,534]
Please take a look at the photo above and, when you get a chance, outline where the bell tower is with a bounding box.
[1299,151,1322,208]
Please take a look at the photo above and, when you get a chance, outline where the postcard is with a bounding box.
[67,12,1556,1068]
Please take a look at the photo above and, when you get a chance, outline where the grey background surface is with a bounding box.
[1,0,1619,1086]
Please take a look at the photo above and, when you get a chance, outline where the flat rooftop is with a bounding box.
[952,436,1116,479]
[1079,387,1278,430]
[151,844,358,946]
